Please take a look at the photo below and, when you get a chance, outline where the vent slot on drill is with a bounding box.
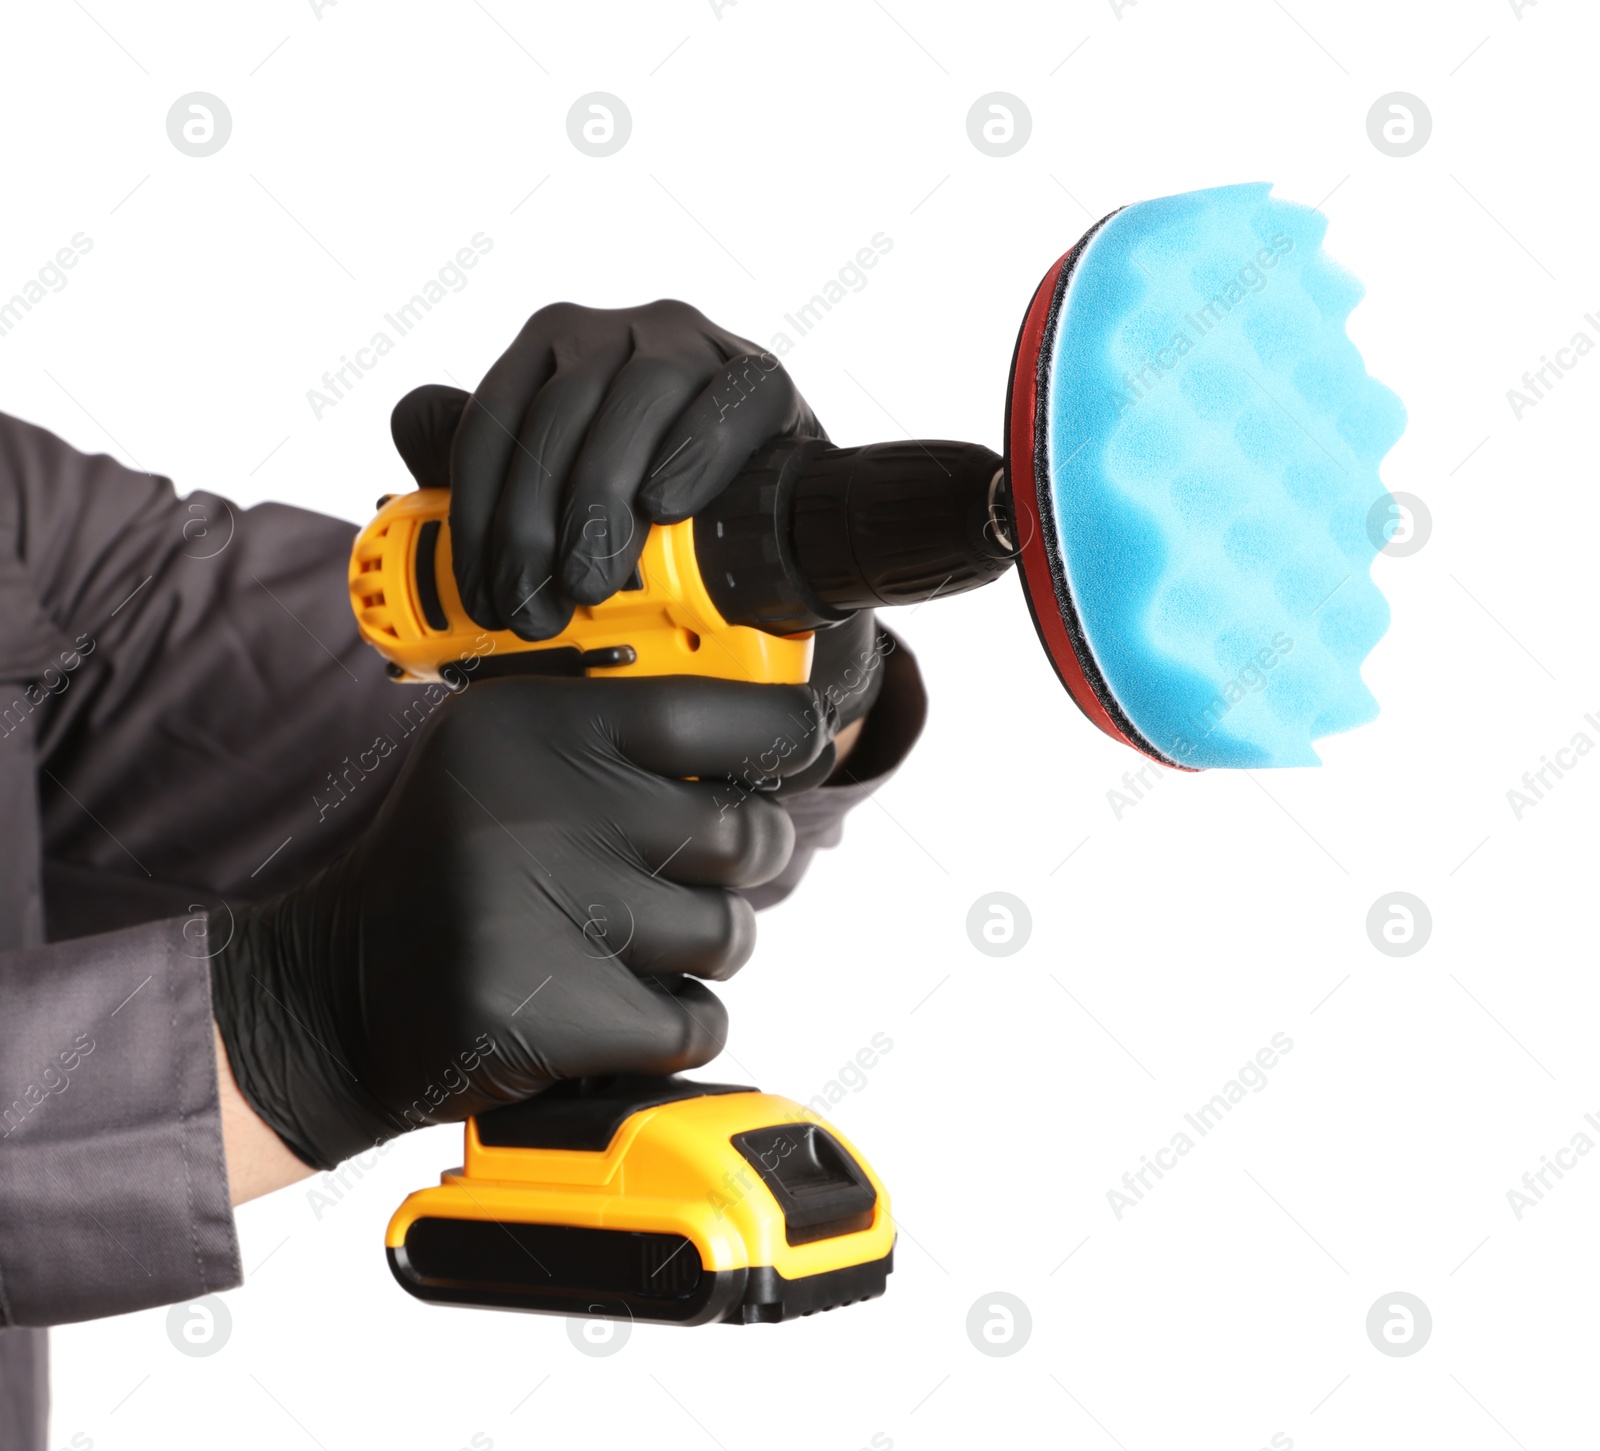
[414,519,450,632]
[402,1217,703,1302]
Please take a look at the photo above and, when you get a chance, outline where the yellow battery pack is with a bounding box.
[385,1077,895,1325]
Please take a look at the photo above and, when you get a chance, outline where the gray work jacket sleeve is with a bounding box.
[0,917,238,1327]
[0,406,926,1342]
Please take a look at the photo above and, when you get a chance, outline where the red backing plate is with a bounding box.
[1006,238,1196,771]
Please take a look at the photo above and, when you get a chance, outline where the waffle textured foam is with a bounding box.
[1044,182,1405,767]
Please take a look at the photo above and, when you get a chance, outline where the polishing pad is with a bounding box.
[1007,183,1405,769]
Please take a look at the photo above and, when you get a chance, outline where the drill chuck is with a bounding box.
[694,438,1013,636]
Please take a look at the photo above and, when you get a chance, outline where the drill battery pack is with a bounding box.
[385,1076,895,1326]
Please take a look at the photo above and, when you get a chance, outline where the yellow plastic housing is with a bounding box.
[385,1092,894,1282]
[348,488,813,686]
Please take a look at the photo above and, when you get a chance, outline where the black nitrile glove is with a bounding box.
[389,300,827,641]
[811,612,889,733]
[768,613,891,795]
[210,675,836,1170]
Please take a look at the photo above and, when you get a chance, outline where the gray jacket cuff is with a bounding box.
[745,628,928,912]
[0,917,240,1326]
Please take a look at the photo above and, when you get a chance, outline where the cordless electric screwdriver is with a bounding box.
[353,435,1012,1326]
[355,436,1013,689]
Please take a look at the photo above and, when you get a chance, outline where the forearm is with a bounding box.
[214,1021,315,1204]
[831,714,866,764]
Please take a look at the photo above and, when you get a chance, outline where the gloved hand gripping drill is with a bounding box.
[209,302,1011,1173]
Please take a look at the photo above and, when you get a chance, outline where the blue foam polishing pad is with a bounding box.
[1008,183,1405,768]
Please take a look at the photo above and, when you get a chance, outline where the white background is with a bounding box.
[3,1,1595,1448]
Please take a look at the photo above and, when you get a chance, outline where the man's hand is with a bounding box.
[390,300,826,641]
[209,675,836,1171]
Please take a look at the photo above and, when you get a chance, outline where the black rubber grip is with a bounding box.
[694,438,1014,634]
